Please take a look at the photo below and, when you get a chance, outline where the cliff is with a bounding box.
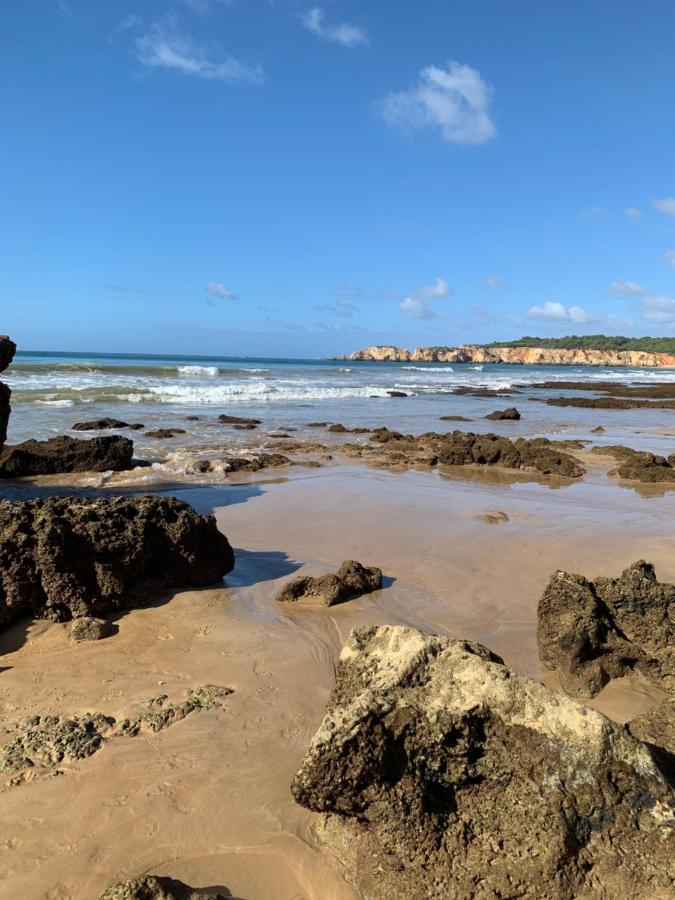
[347,344,675,367]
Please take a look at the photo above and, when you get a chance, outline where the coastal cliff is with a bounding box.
[347,344,675,367]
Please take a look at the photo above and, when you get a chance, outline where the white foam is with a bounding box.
[177,365,220,377]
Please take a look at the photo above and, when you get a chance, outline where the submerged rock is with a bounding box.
[0,494,234,628]
[0,435,133,477]
[292,625,675,900]
[72,418,143,431]
[591,444,675,482]
[386,390,408,397]
[99,875,231,900]
[218,414,262,425]
[544,395,675,410]
[223,453,290,472]
[485,406,521,420]
[537,561,675,698]
[144,428,186,439]
[276,560,382,606]
[0,335,16,452]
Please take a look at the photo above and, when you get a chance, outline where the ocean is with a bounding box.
[4,350,675,469]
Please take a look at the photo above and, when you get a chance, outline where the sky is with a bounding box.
[2,0,675,357]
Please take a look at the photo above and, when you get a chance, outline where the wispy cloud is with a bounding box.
[135,19,263,84]
[526,301,602,324]
[665,250,675,269]
[480,276,504,290]
[183,0,235,14]
[205,281,238,300]
[642,297,675,325]
[301,8,368,48]
[379,61,496,145]
[109,13,142,42]
[652,197,675,217]
[608,280,645,296]
[625,207,642,222]
[314,298,359,317]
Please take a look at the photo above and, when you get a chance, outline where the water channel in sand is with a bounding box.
[0,464,672,898]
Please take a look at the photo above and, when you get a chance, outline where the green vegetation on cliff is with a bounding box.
[486,335,675,354]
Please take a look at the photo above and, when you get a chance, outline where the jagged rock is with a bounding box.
[72,418,143,431]
[99,875,231,900]
[591,444,675,482]
[292,625,675,900]
[0,335,17,451]
[223,453,289,472]
[627,693,675,782]
[70,616,112,642]
[218,414,262,425]
[591,424,605,433]
[0,435,133,477]
[538,561,675,698]
[276,560,382,606]
[144,428,186,439]
[0,494,234,628]
[485,406,520,420]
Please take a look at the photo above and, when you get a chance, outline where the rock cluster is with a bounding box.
[276,560,382,606]
[99,876,231,900]
[592,444,675,482]
[72,418,144,431]
[0,494,234,629]
[0,435,134,478]
[0,335,16,451]
[537,561,674,698]
[292,625,674,900]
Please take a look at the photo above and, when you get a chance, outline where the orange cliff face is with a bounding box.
[347,344,675,368]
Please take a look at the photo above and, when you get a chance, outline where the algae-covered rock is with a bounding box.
[0,435,133,477]
[276,560,382,606]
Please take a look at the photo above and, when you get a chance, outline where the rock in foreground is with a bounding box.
[0,435,133,477]
[276,560,382,606]
[0,335,16,451]
[100,876,231,899]
[292,625,674,900]
[0,495,234,628]
[538,561,674,698]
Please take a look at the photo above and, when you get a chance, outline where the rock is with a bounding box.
[307,422,329,427]
[386,390,408,397]
[0,494,234,629]
[72,418,143,431]
[0,435,134,477]
[186,459,214,474]
[327,423,348,433]
[482,510,509,524]
[69,616,112,642]
[0,335,17,451]
[292,625,675,900]
[144,428,186,439]
[591,444,675,482]
[223,453,289,473]
[591,424,605,433]
[486,406,521,420]
[544,396,675,410]
[537,561,675,698]
[218,414,262,425]
[232,423,257,430]
[627,694,675,782]
[435,432,583,477]
[439,415,472,422]
[276,560,382,607]
[185,415,201,421]
[99,875,231,900]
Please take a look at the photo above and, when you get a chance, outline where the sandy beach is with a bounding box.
[1,458,672,899]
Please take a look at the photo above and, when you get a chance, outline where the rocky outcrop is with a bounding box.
[543,396,675,410]
[218,414,262,425]
[292,625,674,900]
[486,406,520,420]
[144,428,186,439]
[591,445,675,482]
[0,495,234,628]
[0,435,134,477]
[0,335,16,452]
[72,418,144,431]
[99,876,231,900]
[538,561,674,698]
[347,344,675,367]
[276,560,382,606]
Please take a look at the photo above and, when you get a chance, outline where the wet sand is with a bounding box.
[0,463,673,899]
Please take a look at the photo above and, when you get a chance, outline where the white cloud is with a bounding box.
[526,301,600,324]
[379,61,495,145]
[301,8,368,48]
[135,20,263,84]
[625,207,642,222]
[481,276,503,290]
[399,297,438,319]
[608,280,645,296]
[652,197,675,217]
[642,297,675,325]
[665,250,675,269]
[205,281,238,300]
[417,276,452,300]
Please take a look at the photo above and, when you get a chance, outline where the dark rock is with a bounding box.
[70,616,113,642]
[439,415,472,422]
[99,875,231,900]
[452,386,516,397]
[544,396,675,410]
[186,459,214,474]
[185,415,201,421]
[591,425,605,433]
[232,423,257,430]
[591,444,675,482]
[307,422,329,427]
[276,560,382,606]
[292,625,674,900]
[627,694,675,783]
[0,494,234,629]
[435,432,583,477]
[218,414,262,425]
[327,423,348,433]
[486,406,520,420]
[0,435,133,477]
[386,390,408,397]
[72,418,143,431]
[144,428,186,439]
[0,335,17,451]
[223,453,289,473]
[537,561,675,698]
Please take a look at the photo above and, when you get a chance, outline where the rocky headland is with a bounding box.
[346,344,675,367]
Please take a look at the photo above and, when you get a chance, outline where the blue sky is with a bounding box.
[2,0,675,356]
